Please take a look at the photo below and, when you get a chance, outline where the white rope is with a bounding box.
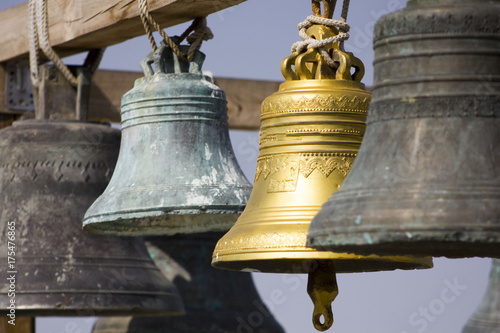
[291,0,351,68]
[291,15,350,53]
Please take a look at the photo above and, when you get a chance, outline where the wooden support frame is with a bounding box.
[87,71,279,129]
[0,317,35,333]
[0,0,246,63]
[0,68,281,130]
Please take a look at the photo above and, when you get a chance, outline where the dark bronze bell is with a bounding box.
[462,260,500,332]
[308,0,500,258]
[92,233,284,333]
[0,64,184,316]
[83,42,252,236]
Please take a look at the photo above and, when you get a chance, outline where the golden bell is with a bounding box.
[212,20,432,331]
[212,24,431,274]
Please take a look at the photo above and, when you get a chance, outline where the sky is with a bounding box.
[0,1,494,332]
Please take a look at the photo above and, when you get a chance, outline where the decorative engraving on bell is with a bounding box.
[212,21,432,275]
[82,41,252,236]
[0,65,185,316]
[92,233,285,333]
[308,0,500,258]
[212,6,434,329]
[462,260,500,333]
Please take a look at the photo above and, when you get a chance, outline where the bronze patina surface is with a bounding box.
[462,260,500,333]
[0,120,184,316]
[309,0,500,258]
[83,43,252,236]
[92,233,284,333]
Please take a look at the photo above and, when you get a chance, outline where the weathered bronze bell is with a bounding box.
[308,0,500,258]
[462,260,500,333]
[212,14,432,331]
[92,232,284,333]
[83,42,252,236]
[0,65,184,316]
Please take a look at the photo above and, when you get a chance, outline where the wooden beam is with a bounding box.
[215,77,280,130]
[0,69,279,130]
[0,0,246,63]
[86,70,278,129]
[0,317,35,333]
[0,114,18,129]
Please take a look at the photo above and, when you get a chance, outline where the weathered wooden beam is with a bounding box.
[87,70,278,129]
[0,0,246,63]
[0,317,35,333]
[0,114,18,129]
[0,69,279,130]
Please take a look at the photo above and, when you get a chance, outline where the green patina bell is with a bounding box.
[83,42,252,236]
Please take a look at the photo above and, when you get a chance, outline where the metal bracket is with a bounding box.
[5,60,34,111]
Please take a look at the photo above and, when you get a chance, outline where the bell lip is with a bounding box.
[308,185,500,258]
[82,208,244,236]
[0,303,185,317]
[7,119,115,128]
[211,250,433,274]
[0,308,185,318]
[308,232,500,259]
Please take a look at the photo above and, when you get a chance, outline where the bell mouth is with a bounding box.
[0,294,185,317]
[83,208,244,236]
[211,248,433,274]
[211,207,432,273]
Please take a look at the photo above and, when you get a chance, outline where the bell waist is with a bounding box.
[120,97,228,128]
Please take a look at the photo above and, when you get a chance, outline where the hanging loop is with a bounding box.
[307,260,338,332]
[312,0,336,19]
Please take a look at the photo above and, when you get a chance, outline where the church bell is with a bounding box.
[212,13,432,274]
[83,42,252,236]
[462,260,500,333]
[212,4,433,330]
[0,65,184,316]
[308,0,500,258]
[92,233,285,333]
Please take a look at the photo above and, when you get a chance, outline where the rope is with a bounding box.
[28,0,104,88]
[137,0,213,62]
[28,0,40,88]
[291,0,351,67]
[138,0,188,61]
[185,18,213,61]
[34,0,78,86]
[138,0,158,52]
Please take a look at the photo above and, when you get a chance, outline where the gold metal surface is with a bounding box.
[212,23,432,274]
[307,261,338,331]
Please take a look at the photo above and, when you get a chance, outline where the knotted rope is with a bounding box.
[291,0,351,68]
[138,0,213,62]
